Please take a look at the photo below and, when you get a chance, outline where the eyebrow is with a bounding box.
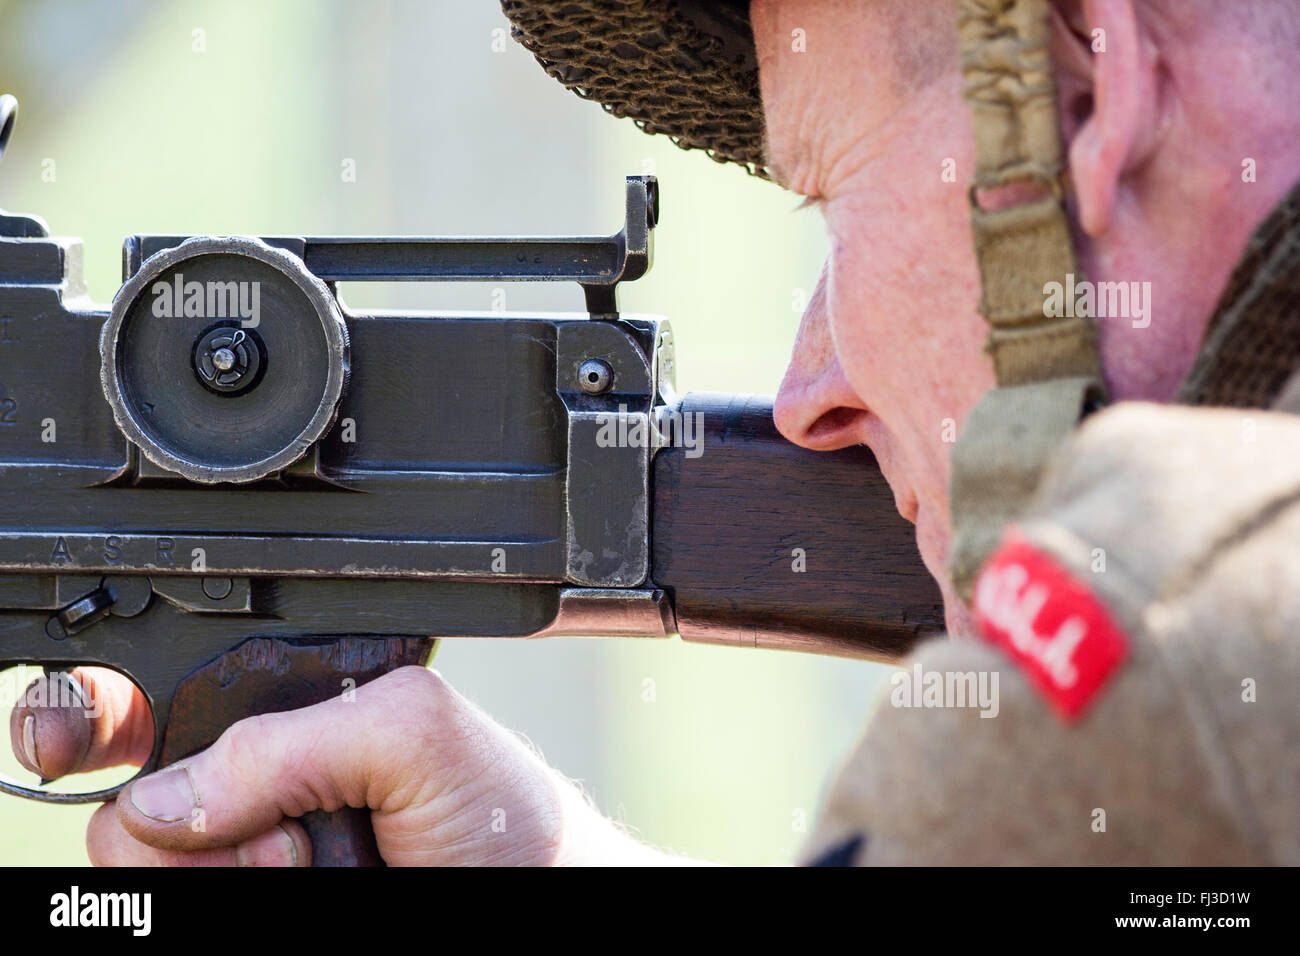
[761,146,821,209]
[759,130,822,207]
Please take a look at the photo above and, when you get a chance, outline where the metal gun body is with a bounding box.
[0,169,942,831]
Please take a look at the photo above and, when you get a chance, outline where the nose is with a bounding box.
[773,265,872,451]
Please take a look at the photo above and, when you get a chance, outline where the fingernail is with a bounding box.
[130,768,197,823]
[236,825,299,867]
[21,715,39,774]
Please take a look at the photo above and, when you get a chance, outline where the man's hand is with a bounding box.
[10,666,677,866]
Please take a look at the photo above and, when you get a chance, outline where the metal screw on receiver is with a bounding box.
[578,359,613,395]
[202,578,234,601]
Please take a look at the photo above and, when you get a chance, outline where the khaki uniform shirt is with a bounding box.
[801,403,1300,865]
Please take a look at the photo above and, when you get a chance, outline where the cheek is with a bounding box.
[824,195,994,529]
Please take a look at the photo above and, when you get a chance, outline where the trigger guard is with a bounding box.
[0,663,164,804]
[0,743,161,803]
[0,777,136,804]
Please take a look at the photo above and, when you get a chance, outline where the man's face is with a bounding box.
[754,0,994,629]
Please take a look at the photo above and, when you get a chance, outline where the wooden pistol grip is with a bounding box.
[160,635,436,867]
[299,806,384,867]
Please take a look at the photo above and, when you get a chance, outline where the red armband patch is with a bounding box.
[972,535,1129,721]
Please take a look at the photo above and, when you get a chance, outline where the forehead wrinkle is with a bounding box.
[821,89,926,198]
[756,0,957,197]
[764,71,824,194]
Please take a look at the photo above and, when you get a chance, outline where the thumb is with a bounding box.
[114,666,445,852]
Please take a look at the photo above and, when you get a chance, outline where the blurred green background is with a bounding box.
[0,0,894,865]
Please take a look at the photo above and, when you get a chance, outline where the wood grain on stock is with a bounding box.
[161,635,436,867]
[652,393,945,660]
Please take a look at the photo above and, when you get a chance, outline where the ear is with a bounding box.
[1055,0,1156,236]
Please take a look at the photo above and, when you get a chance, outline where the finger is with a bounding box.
[87,802,311,867]
[115,666,446,852]
[9,667,154,779]
[9,671,90,778]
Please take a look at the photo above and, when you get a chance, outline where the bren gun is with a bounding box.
[0,95,942,865]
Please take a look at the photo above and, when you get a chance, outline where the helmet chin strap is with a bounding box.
[948,0,1107,601]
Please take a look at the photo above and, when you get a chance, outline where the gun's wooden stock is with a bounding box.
[652,393,946,660]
